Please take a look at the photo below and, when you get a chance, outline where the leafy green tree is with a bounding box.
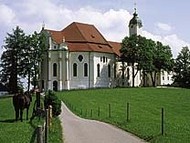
[0,26,46,93]
[21,31,47,91]
[138,38,155,86]
[173,46,190,88]
[120,35,140,87]
[31,31,47,89]
[44,90,61,116]
[150,42,174,86]
[120,35,173,87]
[0,26,27,93]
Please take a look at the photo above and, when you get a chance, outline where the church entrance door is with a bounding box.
[53,81,58,91]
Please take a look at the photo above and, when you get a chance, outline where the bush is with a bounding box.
[44,90,61,117]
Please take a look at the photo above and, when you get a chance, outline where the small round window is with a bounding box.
[78,55,83,62]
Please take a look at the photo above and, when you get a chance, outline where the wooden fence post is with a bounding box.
[45,109,49,143]
[98,107,100,117]
[37,125,43,143]
[109,104,111,118]
[85,109,87,117]
[48,105,52,127]
[36,92,41,109]
[81,109,83,115]
[91,109,93,117]
[161,108,165,135]
[127,102,130,122]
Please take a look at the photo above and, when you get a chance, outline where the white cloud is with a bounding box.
[0,0,189,59]
[0,4,16,26]
[156,22,172,32]
[141,30,189,58]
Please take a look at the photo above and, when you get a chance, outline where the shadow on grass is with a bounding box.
[0,119,16,123]
[29,127,37,143]
[29,116,44,143]
[29,119,37,143]
[144,133,166,142]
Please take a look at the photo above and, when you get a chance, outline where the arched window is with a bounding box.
[73,63,77,77]
[84,63,88,77]
[108,64,111,77]
[103,56,105,63]
[127,68,130,80]
[53,63,57,77]
[114,64,116,78]
[97,64,100,77]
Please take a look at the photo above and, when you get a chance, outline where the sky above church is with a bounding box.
[0,0,189,58]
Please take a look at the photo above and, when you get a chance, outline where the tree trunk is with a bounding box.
[142,70,146,87]
[122,61,125,86]
[132,63,135,87]
[150,72,157,87]
[27,70,31,92]
[9,54,18,93]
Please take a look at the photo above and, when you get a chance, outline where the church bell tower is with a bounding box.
[129,6,142,36]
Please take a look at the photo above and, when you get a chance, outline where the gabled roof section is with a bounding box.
[45,29,64,44]
[61,22,109,45]
[109,41,121,56]
[45,22,121,55]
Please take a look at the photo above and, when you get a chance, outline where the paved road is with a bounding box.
[59,102,145,143]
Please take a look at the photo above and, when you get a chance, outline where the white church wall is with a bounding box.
[160,71,173,85]
[93,53,115,88]
[115,62,141,87]
[43,49,70,91]
[69,52,90,89]
[68,52,116,89]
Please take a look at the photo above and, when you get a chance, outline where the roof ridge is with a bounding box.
[74,22,89,43]
[75,22,112,48]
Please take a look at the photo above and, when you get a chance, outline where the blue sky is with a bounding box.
[0,0,189,57]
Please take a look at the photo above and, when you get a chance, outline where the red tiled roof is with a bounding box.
[45,22,121,55]
[67,43,114,54]
[109,41,121,56]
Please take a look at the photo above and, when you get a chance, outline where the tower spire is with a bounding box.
[42,21,45,30]
[134,1,137,14]
[128,1,142,36]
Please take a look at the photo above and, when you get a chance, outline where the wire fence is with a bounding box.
[64,100,166,142]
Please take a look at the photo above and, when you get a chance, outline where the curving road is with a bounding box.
[59,102,145,143]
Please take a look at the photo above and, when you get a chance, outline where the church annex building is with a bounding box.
[39,11,173,91]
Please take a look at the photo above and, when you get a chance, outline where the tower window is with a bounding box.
[53,63,57,77]
[97,64,100,77]
[84,63,88,77]
[73,63,77,77]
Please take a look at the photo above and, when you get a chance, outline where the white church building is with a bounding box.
[39,10,173,91]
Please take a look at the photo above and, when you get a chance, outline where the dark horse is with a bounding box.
[13,91,32,122]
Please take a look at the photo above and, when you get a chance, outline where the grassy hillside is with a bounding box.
[57,88,190,143]
[0,96,62,143]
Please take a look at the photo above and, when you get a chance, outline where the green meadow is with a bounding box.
[0,96,62,143]
[57,87,190,143]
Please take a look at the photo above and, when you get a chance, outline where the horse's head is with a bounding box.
[24,91,32,102]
